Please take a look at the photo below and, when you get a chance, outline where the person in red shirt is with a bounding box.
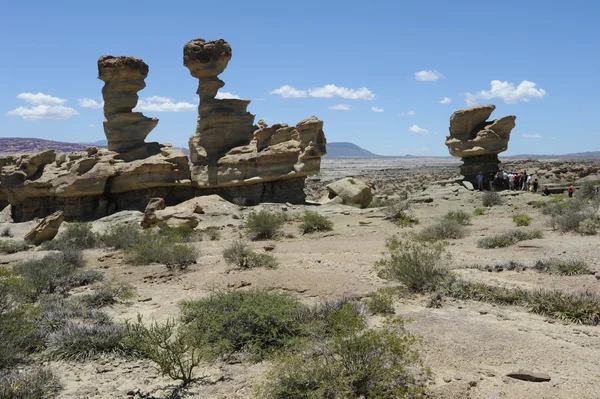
[568,184,574,198]
[514,173,521,191]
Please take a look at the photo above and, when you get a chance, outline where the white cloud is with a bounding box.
[418,146,429,152]
[399,110,415,116]
[415,70,444,82]
[371,106,384,113]
[522,133,542,139]
[215,91,241,100]
[328,104,351,111]
[409,125,430,135]
[439,97,452,104]
[464,80,547,105]
[269,85,308,98]
[135,96,196,112]
[7,92,78,120]
[309,84,375,100]
[16,92,67,105]
[88,124,96,128]
[78,98,104,109]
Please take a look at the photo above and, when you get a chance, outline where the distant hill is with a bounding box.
[325,142,383,158]
[0,137,104,155]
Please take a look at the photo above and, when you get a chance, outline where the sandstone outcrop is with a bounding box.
[142,197,204,228]
[0,38,326,222]
[445,105,516,185]
[326,178,373,208]
[24,210,64,245]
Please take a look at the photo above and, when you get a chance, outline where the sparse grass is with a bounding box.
[201,226,221,241]
[298,211,333,234]
[482,191,502,207]
[365,288,395,315]
[44,223,99,251]
[443,210,471,226]
[123,231,198,269]
[530,200,548,209]
[473,207,486,216]
[100,223,144,250]
[0,227,11,238]
[0,368,61,399]
[375,236,449,293]
[477,229,543,249]
[80,283,136,308]
[244,210,286,240]
[0,240,28,254]
[513,214,532,227]
[579,181,600,200]
[578,218,600,235]
[417,218,467,241]
[383,199,419,227]
[222,240,278,269]
[158,224,202,243]
[533,259,592,276]
[125,316,201,386]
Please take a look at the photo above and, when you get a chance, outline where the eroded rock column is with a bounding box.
[98,56,158,152]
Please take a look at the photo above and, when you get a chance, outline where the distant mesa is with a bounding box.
[325,142,383,158]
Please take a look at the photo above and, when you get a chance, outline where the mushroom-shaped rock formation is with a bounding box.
[98,56,159,153]
[445,105,516,185]
[184,38,326,190]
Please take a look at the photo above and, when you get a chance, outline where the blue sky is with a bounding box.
[1,0,598,156]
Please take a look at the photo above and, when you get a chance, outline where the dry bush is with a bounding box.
[44,223,100,251]
[482,191,502,207]
[244,210,286,240]
[0,240,28,254]
[0,368,61,399]
[418,218,467,241]
[477,230,543,249]
[533,259,592,276]
[298,211,333,234]
[222,240,278,269]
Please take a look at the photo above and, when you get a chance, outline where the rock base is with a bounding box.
[460,154,501,187]
[8,177,307,222]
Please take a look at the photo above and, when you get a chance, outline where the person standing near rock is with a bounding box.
[508,172,515,190]
[514,173,521,191]
[476,171,484,191]
[533,178,539,193]
[568,184,575,198]
[526,174,532,191]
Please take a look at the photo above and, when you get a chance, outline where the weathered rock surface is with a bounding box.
[146,197,205,228]
[326,178,372,208]
[98,56,159,153]
[506,370,551,382]
[24,211,64,245]
[445,105,516,185]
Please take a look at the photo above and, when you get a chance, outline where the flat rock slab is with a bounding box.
[506,370,551,382]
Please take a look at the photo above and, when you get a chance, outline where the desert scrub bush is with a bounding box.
[124,231,198,268]
[125,316,201,386]
[292,298,365,339]
[417,218,467,241]
[201,226,221,241]
[443,210,472,226]
[36,295,111,339]
[0,240,28,254]
[477,229,543,249]
[13,250,84,297]
[60,269,104,290]
[244,210,285,240]
[578,218,600,235]
[44,222,99,251]
[530,200,548,209]
[45,320,135,361]
[473,207,486,216]
[258,317,427,399]
[546,206,588,233]
[365,288,395,315]
[482,191,502,207]
[180,290,304,360]
[100,223,144,250]
[0,269,39,369]
[381,199,419,227]
[80,283,136,308]
[158,224,203,243]
[375,236,449,293]
[298,210,333,234]
[579,181,600,200]
[0,227,11,238]
[0,368,61,399]
[533,259,592,276]
[512,214,532,227]
[222,240,278,269]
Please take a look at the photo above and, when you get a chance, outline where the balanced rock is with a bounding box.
[445,105,516,185]
[326,178,373,208]
[24,210,64,245]
[98,56,159,153]
[140,197,166,228]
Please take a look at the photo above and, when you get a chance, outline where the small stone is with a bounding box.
[479,311,489,315]
[263,244,276,251]
[138,297,152,302]
[359,221,371,225]
[506,370,551,382]
[443,377,452,383]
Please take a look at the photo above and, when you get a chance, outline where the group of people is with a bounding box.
[494,170,539,192]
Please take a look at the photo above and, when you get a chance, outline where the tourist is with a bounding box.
[526,174,532,191]
[532,178,539,193]
[514,173,521,191]
[476,171,484,191]
[508,172,515,190]
[568,184,575,198]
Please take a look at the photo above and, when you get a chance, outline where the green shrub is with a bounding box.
[259,317,427,399]
[81,283,136,308]
[222,240,278,269]
[578,218,600,235]
[365,289,395,315]
[443,210,471,226]
[124,232,198,268]
[180,290,303,360]
[418,218,466,241]
[158,224,202,243]
[36,295,111,339]
[473,207,486,216]
[0,240,28,254]
[530,200,548,209]
[375,237,449,293]
[477,229,543,249]
[100,224,144,250]
[125,316,201,386]
[533,259,592,276]
[298,211,333,234]
[61,269,104,291]
[547,208,588,233]
[512,214,531,227]
[13,250,84,297]
[579,181,600,200]
[482,191,502,207]
[45,223,99,251]
[46,321,135,361]
[0,227,11,238]
[244,210,285,240]
[0,368,61,399]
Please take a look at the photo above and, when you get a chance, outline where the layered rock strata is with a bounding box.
[445,105,516,185]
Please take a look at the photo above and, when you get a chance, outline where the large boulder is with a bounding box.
[143,198,205,228]
[326,178,373,208]
[140,197,167,228]
[24,211,64,245]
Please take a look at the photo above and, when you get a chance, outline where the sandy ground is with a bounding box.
[2,158,600,398]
